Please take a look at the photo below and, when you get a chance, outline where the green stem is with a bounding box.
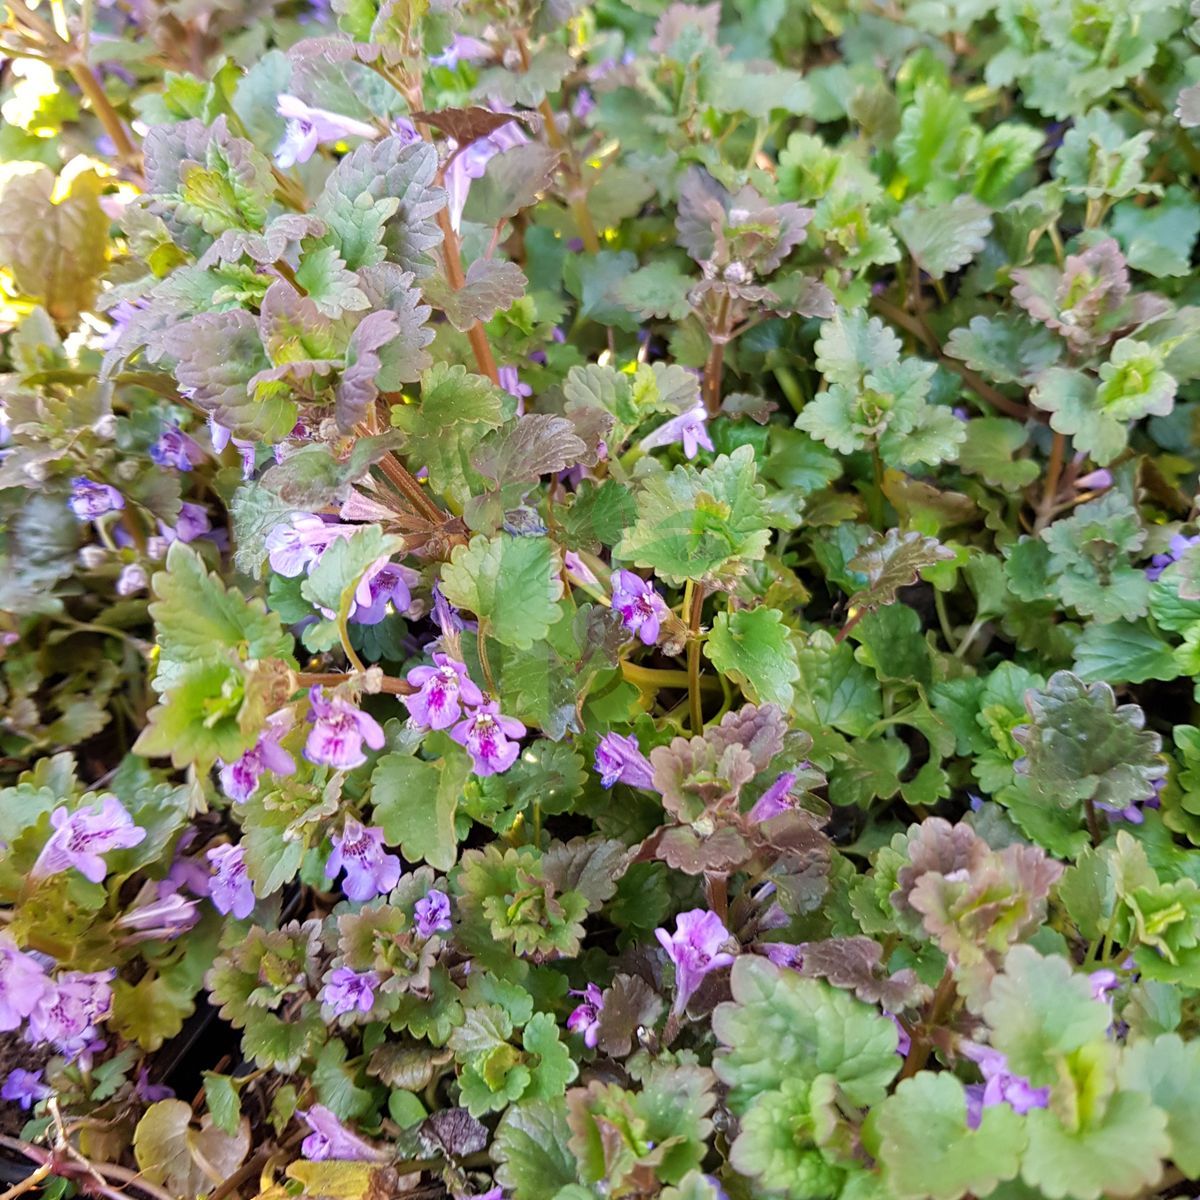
[685,581,704,732]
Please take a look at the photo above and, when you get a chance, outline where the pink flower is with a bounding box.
[326,818,401,902]
[403,654,484,730]
[304,687,385,770]
[655,909,736,1014]
[31,795,146,883]
[322,967,379,1016]
[450,701,525,776]
[299,1105,388,1162]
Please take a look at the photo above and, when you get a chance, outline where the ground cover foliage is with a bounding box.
[2,0,1200,1197]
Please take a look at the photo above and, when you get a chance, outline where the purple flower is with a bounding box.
[497,366,532,408]
[960,1042,1049,1129]
[350,558,415,626]
[326,818,401,902]
[566,983,604,1048]
[0,934,50,1032]
[414,888,452,938]
[655,909,737,1014]
[26,970,114,1060]
[1147,532,1200,581]
[209,418,257,477]
[274,95,379,169]
[116,563,148,596]
[748,771,801,823]
[885,1011,911,1057]
[611,570,669,646]
[68,477,123,520]
[300,1105,387,1162]
[571,87,595,121]
[32,795,146,883]
[116,891,200,942]
[1,1068,50,1110]
[1089,969,1119,1002]
[450,701,525,776]
[1096,777,1164,825]
[322,967,380,1016]
[304,687,385,770]
[206,843,256,919]
[564,551,599,588]
[149,425,203,471]
[593,732,655,790]
[1075,468,1113,490]
[639,403,714,460]
[760,943,804,969]
[430,34,491,69]
[218,713,296,802]
[266,514,358,577]
[403,655,485,730]
[135,1068,175,1103]
[162,501,210,544]
[445,120,529,231]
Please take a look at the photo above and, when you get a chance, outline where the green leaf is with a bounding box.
[792,631,882,741]
[1073,621,1179,685]
[847,529,956,617]
[874,1071,1025,1200]
[462,142,561,226]
[955,417,1041,489]
[944,315,1062,386]
[392,363,513,508]
[300,526,404,617]
[493,1100,579,1200]
[1021,1089,1169,1200]
[712,956,899,1114]
[982,945,1113,1085]
[615,260,695,321]
[202,1073,243,1138]
[1111,187,1200,278]
[440,534,564,650]
[371,749,470,871]
[704,607,800,709]
[894,196,992,278]
[1117,1033,1200,1177]
[424,257,527,332]
[614,446,771,584]
[521,1012,578,1101]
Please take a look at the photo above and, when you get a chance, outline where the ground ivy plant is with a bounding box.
[4,0,1200,1198]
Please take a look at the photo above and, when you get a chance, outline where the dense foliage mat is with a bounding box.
[3,0,1200,1197]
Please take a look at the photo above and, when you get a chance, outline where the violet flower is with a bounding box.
[218,713,297,802]
[304,687,385,770]
[206,843,256,920]
[414,888,452,937]
[566,983,604,1048]
[300,1105,388,1162]
[1,1068,51,1110]
[322,967,380,1016]
[1096,777,1163,824]
[611,570,669,646]
[0,934,50,1032]
[445,120,529,231]
[135,1068,175,1103]
[116,892,200,942]
[266,514,357,577]
[639,403,714,460]
[1147,532,1200,581]
[404,655,484,731]
[593,732,655,790]
[885,1011,911,1057]
[350,558,415,626]
[274,95,379,169]
[960,1042,1049,1129]
[31,795,147,883]
[497,366,532,410]
[26,970,114,1060]
[1090,969,1119,1002]
[563,551,599,588]
[326,818,401,902]
[115,563,148,596]
[209,418,257,478]
[162,501,211,544]
[748,771,801,823]
[68,477,123,520]
[450,701,525,776]
[655,909,737,1014]
[430,34,491,69]
[149,425,203,471]
[759,943,804,969]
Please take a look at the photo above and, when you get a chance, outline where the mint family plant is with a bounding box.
[5,0,1200,1198]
